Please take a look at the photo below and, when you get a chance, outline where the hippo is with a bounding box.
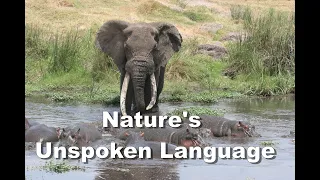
[124,131,178,159]
[25,117,40,131]
[197,115,261,137]
[25,118,59,142]
[58,122,102,148]
[118,126,207,148]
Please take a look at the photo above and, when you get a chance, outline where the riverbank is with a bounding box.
[25,0,295,105]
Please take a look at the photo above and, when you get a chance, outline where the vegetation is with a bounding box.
[260,141,279,147]
[25,0,295,104]
[26,160,85,173]
[167,107,225,119]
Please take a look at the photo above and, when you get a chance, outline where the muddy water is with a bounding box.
[25,95,295,180]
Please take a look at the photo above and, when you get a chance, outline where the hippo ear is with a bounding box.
[56,127,61,136]
[237,121,242,127]
[140,131,145,137]
[75,128,81,136]
[125,132,130,136]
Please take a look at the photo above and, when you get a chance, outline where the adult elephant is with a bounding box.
[95,20,183,116]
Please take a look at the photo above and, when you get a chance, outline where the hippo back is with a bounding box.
[71,123,102,142]
[25,124,58,142]
[25,117,40,131]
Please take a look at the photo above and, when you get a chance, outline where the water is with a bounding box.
[25,95,295,180]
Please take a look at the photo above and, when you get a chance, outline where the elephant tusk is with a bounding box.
[120,72,130,116]
[146,73,157,111]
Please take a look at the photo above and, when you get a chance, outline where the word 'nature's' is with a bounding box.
[103,111,201,128]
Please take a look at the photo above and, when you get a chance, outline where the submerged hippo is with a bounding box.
[58,122,102,148]
[25,117,40,131]
[198,115,261,137]
[118,127,207,148]
[124,131,178,159]
[25,118,59,142]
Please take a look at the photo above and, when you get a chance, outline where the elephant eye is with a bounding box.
[124,30,132,38]
[154,35,159,42]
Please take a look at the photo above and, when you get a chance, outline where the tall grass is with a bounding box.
[25,24,119,84]
[225,8,295,76]
[25,24,50,59]
[48,31,82,73]
[230,5,252,22]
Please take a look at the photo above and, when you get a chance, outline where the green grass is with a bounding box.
[230,5,252,22]
[260,141,279,147]
[225,8,295,76]
[26,160,85,174]
[183,6,216,22]
[167,107,225,119]
[25,6,295,104]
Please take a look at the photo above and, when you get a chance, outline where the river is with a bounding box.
[25,95,295,180]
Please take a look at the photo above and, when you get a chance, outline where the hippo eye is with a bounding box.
[71,135,75,138]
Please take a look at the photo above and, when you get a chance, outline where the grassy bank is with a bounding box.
[25,0,295,105]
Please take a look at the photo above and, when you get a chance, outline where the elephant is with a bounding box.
[95,20,183,116]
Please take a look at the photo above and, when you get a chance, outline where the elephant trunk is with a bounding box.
[120,59,157,116]
[131,71,147,113]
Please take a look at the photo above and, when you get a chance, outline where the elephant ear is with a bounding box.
[95,20,129,71]
[150,22,183,67]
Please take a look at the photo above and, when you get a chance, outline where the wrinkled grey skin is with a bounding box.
[198,115,261,137]
[95,20,183,116]
[124,131,177,159]
[58,122,102,148]
[25,118,59,142]
[118,126,207,148]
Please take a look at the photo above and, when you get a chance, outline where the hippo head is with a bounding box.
[68,128,90,148]
[57,128,69,140]
[124,131,145,146]
[57,128,89,148]
[172,128,208,148]
[236,121,261,137]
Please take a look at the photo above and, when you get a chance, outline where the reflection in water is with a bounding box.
[25,95,295,180]
[95,160,179,180]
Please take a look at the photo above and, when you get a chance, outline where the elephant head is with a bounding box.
[95,20,182,116]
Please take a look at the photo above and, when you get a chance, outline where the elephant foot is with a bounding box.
[149,104,159,113]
